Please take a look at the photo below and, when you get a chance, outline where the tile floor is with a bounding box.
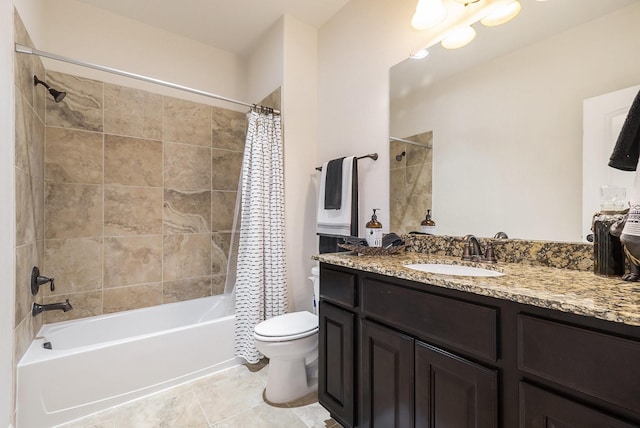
[58,361,342,428]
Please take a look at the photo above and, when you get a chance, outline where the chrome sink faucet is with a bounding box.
[462,235,497,263]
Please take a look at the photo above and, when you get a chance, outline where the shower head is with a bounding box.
[395,151,406,161]
[33,75,66,103]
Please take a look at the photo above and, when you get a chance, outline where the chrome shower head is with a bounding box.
[395,151,406,161]
[34,75,66,103]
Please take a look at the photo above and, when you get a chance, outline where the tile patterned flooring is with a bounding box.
[58,361,341,428]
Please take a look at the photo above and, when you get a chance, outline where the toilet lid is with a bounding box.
[254,311,318,338]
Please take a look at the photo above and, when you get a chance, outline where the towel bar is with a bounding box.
[315,153,378,171]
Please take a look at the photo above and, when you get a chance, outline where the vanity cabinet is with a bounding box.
[318,263,640,428]
[318,268,357,427]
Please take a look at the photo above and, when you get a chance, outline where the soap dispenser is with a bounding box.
[420,209,436,234]
[365,209,383,247]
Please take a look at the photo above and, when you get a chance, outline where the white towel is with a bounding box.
[317,156,355,236]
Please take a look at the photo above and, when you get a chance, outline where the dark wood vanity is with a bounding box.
[317,263,640,428]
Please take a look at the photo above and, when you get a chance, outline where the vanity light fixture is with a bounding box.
[411,0,448,30]
[409,0,526,55]
[480,0,522,27]
[441,25,476,49]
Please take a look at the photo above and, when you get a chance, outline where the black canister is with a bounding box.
[592,217,625,276]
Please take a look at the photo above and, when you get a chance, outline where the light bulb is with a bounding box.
[411,0,447,30]
[441,26,476,49]
[480,0,522,27]
[410,49,430,59]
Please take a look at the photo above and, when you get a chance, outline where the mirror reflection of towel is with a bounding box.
[609,89,640,171]
[324,157,345,209]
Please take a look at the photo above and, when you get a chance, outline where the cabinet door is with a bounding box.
[520,382,637,428]
[318,301,355,427]
[415,341,498,428]
[360,319,414,428]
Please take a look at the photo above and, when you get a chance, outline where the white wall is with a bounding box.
[281,15,318,312]
[246,15,319,312]
[390,4,640,242]
[34,0,247,110]
[318,0,426,235]
[13,0,43,45]
[1,0,15,425]
[246,17,283,105]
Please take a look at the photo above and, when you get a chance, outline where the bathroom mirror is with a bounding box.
[389,0,640,242]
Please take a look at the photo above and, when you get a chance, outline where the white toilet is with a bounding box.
[253,267,320,403]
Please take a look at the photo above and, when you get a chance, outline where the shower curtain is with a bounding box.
[234,108,287,364]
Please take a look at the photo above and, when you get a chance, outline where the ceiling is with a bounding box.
[74,0,351,56]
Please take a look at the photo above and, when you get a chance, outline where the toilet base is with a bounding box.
[265,356,318,404]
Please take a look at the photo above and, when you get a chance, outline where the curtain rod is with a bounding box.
[15,43,280,115]
[315,153,378,171]
[390,136,432,149]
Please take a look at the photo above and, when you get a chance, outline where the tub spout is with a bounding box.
[32,299,73,317]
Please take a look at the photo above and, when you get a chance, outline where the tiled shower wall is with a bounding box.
[13,11,45,393]
[389,131,433,234]
[39,69,248,324]
[13,8,282,422]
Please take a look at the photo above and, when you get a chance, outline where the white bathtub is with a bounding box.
[17,294,240,428]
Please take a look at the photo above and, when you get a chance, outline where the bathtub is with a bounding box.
[17,294,240,428]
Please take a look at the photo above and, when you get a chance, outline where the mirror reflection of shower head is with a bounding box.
[33,75,66,103]
[395,151,406,161]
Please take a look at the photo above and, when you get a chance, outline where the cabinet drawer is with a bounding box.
[518,314,640,414]
[361,277,497,362]
[320,266,357,308]
[520,382,636,428]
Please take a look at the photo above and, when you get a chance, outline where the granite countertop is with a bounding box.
[314,252,640,327]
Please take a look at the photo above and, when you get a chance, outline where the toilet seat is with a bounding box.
[254,311,318,342]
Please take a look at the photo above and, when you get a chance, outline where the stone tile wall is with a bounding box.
[37,71,249,324]
[390,131,433,234]
[13,9,46,422]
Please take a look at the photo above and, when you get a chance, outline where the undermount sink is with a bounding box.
[404,263,505,277]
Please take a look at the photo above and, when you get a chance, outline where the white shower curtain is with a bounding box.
[234,108,287,364]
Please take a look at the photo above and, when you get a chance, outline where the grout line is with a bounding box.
[101,81,105,316]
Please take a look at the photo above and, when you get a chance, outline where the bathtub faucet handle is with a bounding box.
[31,266,55,296]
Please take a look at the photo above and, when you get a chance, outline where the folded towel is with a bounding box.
[382,233,404,248]
[342,236,368,246]
[317,156,357,237]
[324,157,345,209]
[609,89,640,171]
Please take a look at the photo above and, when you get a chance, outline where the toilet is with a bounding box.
[253,267,320,403]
